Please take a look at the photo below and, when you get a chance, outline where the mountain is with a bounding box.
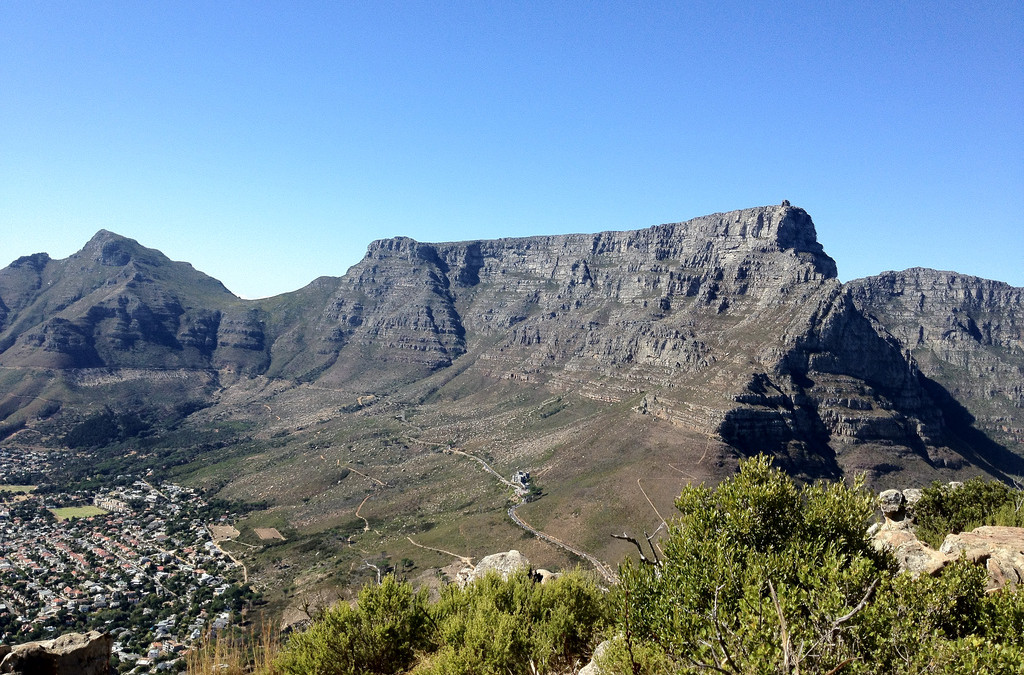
[848,269,1024,478]
[2,204,1022,587]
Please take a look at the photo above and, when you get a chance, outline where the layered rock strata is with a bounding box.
[2,205,1021,483]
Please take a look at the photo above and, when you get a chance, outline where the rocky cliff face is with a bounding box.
[2,207,1021,486]
[848,269,1024,477]
[267,205,960,480]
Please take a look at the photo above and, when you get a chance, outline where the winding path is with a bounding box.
[507,498,618,584]
[446,448,618,584]
[406,536,473,566]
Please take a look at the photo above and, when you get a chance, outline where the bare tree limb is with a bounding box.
[832,578,879,629]
[768,579,794,675]
[823,658,856,675]
[645,524,665,566]
[361,560,383,585]
[612,532,663,567]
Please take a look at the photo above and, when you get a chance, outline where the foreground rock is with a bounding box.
[940,526,1024,590]
[0,631,111,675]
[871,522,954,577]
[871,489,1024,590]
[578,639,614,675]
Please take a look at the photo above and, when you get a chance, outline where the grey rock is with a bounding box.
[879,489,907,520]
[458,550,531,586]
[902,488,923,506]
[0,630,111,675]
[579,639,614,675]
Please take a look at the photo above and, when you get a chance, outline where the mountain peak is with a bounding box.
[77,230,162,268]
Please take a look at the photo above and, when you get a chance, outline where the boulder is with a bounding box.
[532,568,560,584]
[0,630,111,675]
[940,526,1024,591]
[871,514,1024,591]
[871,526,953,577]
[901,488,923,507]
[579,639,614,675]
[878,489,906,522]
[458,550,531,586]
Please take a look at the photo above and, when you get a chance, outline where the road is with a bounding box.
[447,447,618,584]
[507,497,617,584]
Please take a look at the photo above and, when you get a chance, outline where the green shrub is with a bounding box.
[915,477,1024,548]
[416,569,608,675]
[614,456,1024,674]
[275,575,430,675]
[274,569,608,675]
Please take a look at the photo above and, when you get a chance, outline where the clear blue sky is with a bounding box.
[2,2,1021,298]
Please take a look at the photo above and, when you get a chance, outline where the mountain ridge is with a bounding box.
[1,204,1022,586]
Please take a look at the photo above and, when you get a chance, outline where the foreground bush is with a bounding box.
[610,456,1024,674]
[915,477,1024,548]
[273,569,608,675]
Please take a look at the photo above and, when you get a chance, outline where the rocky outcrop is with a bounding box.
[872,523,955,577]
[872,523,1024,591]
[870,488,1024,590]
[457,550,531,586]
[940,526,1024,590]
[0,630,111,675]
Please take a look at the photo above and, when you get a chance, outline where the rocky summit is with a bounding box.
[1,204,1022,580]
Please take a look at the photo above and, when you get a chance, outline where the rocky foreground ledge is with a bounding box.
[0,630,111,675]
[871,486,1024,590]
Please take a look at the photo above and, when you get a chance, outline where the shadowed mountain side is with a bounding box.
[848,269,1024,482]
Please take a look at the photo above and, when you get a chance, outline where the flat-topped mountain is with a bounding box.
[1,204,1022,585]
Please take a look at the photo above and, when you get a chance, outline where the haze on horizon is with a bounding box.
[2,2,1021,298]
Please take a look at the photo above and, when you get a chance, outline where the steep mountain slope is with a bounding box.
[2,205,1022,590]
[848,269,1024,478]
[0,230,258,371]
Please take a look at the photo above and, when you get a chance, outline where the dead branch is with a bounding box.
[613,529,664,567]
[832,578,879,630]
[768,579,795,674]
[361,560,383,585]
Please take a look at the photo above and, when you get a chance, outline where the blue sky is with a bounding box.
[2,2,1021,298]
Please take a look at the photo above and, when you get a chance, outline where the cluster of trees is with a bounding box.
[205,457,1024,675]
